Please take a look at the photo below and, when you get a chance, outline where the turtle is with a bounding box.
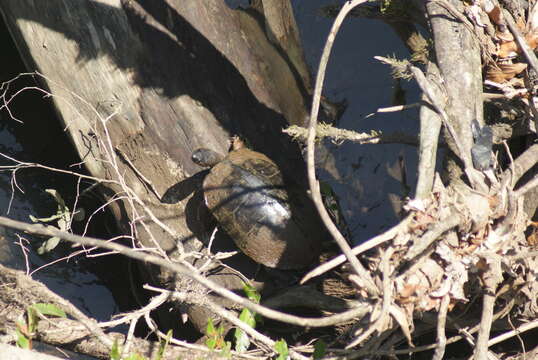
[191,139,322,269]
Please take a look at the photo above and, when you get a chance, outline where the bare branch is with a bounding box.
[301,215,413,284]
[432,295,450,360]
[306,0,379,297]
[284,123,420,146]
[0,216,371,328]
[473,254,503,360]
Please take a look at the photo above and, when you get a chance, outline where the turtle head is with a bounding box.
[192,148,224,167]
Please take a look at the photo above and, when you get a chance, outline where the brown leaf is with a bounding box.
[488,195,500,209]
[399,283,418,298]
[497,41,518,58]
[496,29,514,43]
[487,5,503,26]
[501,63,528,76]
[525,32,538,50]
[486,63,527,83]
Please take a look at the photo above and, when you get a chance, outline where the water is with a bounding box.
[293,0,421,244]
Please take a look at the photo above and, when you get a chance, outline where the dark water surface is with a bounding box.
[293,0,421,244]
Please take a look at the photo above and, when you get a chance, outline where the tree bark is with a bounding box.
[0,0,315,332]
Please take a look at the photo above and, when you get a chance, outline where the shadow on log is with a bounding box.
[0,0,325,334]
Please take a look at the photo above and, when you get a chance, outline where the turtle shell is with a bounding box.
[202,148,321,269]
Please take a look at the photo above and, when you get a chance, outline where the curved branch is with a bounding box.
[305,0,379,297]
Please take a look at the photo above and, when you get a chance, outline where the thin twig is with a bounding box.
[414,62,443,199]
[369,102,420,115]
[404,214,460,261]
[357,294,518,357]
[514,174,538,198]
[115,148,162,200]
[473,254,502,360]
[346,248,394,348]
[0,216,371,328]
[487,318,538,347]
[0,152,117,186]
[301,215,412,284]
[143,286,308,359]
[408,65,469,169]
[432,294,450,360]
[500,143,538,187]
[306,0,378,297]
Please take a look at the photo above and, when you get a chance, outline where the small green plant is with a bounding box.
[274,339,289,360]
[156,329,173,360]
[110,338,149,360]
[205,318,231,358]
[122,354,146,360]
[233,283,261,352]
[29,189,73,254]
[109,340,121,360]
[16,303,66,349]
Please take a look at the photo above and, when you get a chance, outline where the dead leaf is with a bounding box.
[525,31,538,50]
[496,29,514,43]
[487,5,503,26]
[497,41,519,58]
[488,195,500,209]
[399,284,419,299]
[486,63,527,82]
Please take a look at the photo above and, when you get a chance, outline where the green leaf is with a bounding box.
[205,337,217,350]
[274,339,289,360]
[36,236,62,254]
[110,339,121,360]
[238,308,256,328]
[29,189,70,225]
[313,339,327,359]
[22,303,67,338]
[124,354,146,360]
[56,216,69,232]
[25,306,37,333]
[45,189,65,204]
[16,328,30,349]
[30,189,74,254]
[206,318,216,337]
[31,303,67,318]
[29,213,62,223]
[234,285,259,353]
[242,283,261,304]
[234,327,249,353]
[221,341,232,359]
[216,324,225,336]
[156,329,172,360]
